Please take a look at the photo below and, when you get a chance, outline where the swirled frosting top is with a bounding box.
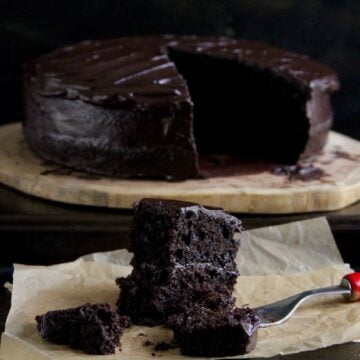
[25,35,340,107]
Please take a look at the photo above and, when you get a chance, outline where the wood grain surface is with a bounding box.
[0,122,359,213]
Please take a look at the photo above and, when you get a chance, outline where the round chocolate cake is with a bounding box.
[23,35,339,180]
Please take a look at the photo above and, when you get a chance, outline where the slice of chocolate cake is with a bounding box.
[35,303,129,355]
[23,35,339,180]
[167,305,260,357]
[116,198,242,326]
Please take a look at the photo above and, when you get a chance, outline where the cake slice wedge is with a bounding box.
[116,198,242,326]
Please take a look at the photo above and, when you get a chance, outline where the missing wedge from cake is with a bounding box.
[23,36,339,180]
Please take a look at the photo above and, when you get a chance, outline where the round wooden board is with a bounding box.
[0,122,359,213]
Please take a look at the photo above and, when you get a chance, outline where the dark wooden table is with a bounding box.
[0,183,359,359]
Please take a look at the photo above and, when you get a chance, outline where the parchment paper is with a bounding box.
[1,217,359,360]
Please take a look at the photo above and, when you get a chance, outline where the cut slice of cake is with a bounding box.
[116,198,242,326]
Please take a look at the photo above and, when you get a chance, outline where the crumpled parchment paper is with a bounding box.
[1,217,359,359]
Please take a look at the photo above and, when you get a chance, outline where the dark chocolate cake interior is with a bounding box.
[129,199,241,268]
[168,48,309,163]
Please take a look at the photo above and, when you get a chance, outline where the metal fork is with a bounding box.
[257,272,360,328]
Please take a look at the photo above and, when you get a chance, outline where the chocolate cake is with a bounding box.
[35,303,129,355]
[116,198,242,325]
[167,305,260,357]
[23,35,339,180]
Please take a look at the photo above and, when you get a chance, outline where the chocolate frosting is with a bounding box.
[26,35,339,106]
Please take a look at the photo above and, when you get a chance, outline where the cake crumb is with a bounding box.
[143,340,154,346]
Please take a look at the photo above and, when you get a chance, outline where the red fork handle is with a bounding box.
[341,273,360,301]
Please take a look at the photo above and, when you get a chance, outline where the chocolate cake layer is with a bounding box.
[24,35,339,179]
[129,198,242,268]
[117,263,237,326]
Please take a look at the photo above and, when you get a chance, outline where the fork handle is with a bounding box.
[341,273,360,301]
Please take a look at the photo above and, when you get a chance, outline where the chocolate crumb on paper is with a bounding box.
[143,340,154,347]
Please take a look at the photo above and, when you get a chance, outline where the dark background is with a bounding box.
[1,0,359,139]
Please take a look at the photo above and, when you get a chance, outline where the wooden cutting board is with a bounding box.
[0,122,359,213]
